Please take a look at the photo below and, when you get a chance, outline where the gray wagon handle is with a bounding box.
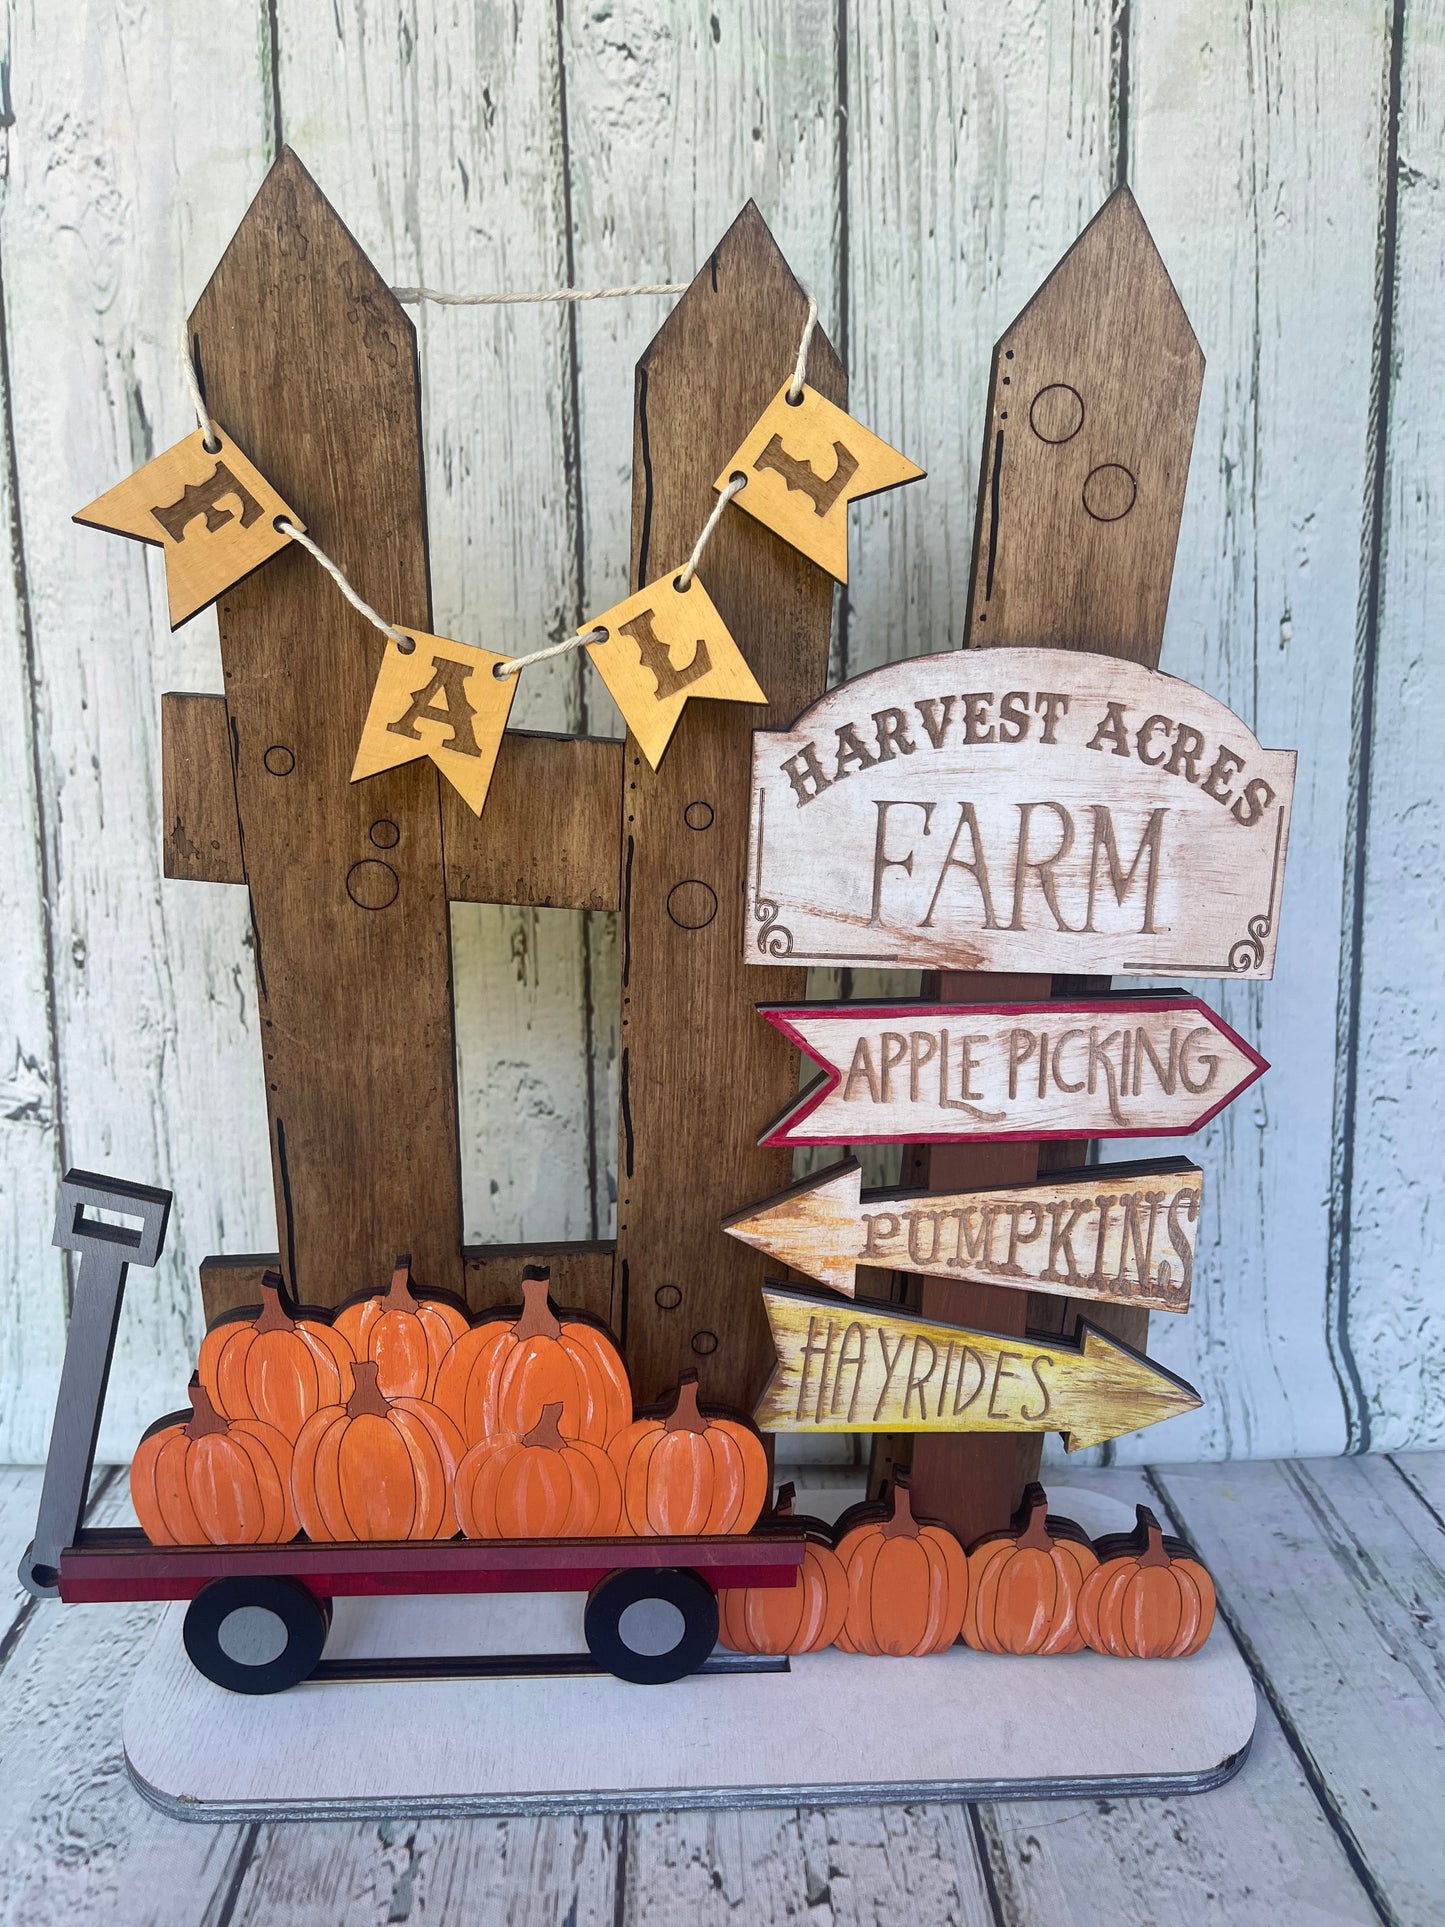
[19,1170,172,1599]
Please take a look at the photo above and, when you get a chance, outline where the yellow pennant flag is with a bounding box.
[74,427,301,629]
[717,382,924,583]
[352,630,517,816]
[584,572,766,769]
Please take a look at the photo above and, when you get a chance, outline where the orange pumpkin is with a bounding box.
[333,1254,469,1400]
[198,1269,354,1443]
[292,1359,464,1542]
[1077,1505,1216,1658]
[131,1381,297,1546]
[433,1265,630,1447]
[834,1478,969,1656]
[608,1372,769,1536]
[718,1483,848,1655]
[454,1401,624,1538]
[962,1483,1098,1655]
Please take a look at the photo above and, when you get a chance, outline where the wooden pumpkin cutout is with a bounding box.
[607,1371,769,1537]
[833,1477,969,1656]
[454,1401,624,1539]
[332,1253,470,1402]
[433,1265,631,1448]
[291,1359,465,1542]
[131,1381,297,1547]
[717,1483,848,1655]
[962,1483,1098,1656]
[1077,1505,1217,1658]
[198,1269,354,1443]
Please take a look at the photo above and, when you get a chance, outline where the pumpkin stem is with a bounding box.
[521,1402,568,1452]
[346,1359,391,1418]
[663,1370,707,1434]
[773,1482,797,1518]
[1016,1484,1053,1550]
[254,1270,297,1334]
[1134,1505,1172,1568]
[881,1475,922,1540]
[185,1378,229,1439]
[384,1255,418,1311]
[511,1269,561,1342]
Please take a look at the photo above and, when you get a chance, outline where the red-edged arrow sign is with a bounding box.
[758,991,1266,1148]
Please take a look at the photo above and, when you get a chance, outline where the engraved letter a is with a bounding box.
[617,606,712,701]
[386,656,482,758]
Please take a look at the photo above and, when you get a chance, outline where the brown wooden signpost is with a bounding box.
[724,1156,1202,1311]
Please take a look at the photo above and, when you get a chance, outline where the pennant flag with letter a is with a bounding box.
[584,572,766,769]
[717,382,924,583]
[74,427,301,629]
[352,630,518,816]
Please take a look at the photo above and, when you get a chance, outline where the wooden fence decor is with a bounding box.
[44,146,1293,1684]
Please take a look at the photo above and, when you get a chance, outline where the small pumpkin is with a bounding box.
[131,1380,297,1546]
[834,1477,969,1656]
[608,1371,769,1537]
[433,1265,631,1447]
[962,1482,1098,1655]
[198,1268,354,1443]
[332,1253,470,1401]
[717,1483,848,1655]
[454,1401,624,1538]
[1077,1505,1217,1658]
[292,1359,465,1542]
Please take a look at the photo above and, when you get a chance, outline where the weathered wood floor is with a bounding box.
[0,1455,1439,1926]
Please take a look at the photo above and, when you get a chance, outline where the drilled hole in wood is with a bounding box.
[684,801,714,831]
[369,819,400,849]
[691,1330,719,1355]
[263,746,294,776]
[654,1284,682,1311]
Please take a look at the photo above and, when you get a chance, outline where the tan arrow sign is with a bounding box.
[758,992,1266,1148]
[724,1155,1201,1310]
[754,1285,1202,1451]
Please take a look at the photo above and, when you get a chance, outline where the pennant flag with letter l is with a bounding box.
[583,571,766,770]
[756,993,1267,1149]
[352,630,518,816]
[753,1284,1203,1451]
[723,1154,1203,1313]
[74,427,301,629]
[717,381,924,582]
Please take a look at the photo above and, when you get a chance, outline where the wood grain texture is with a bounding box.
[191,150,463,1307]
[273,0,612,1253]
[160,693,245,884]
[1158,1454,1445,1923]
[441,733,622,911]
[1345,1,1445,1453]
[745,648,1295,978]
[965,189,1203,659]
[1102,0,1395,1463]
[614,204,845,1411]
[724,1156,1201,1310]
[0,2,276,1462]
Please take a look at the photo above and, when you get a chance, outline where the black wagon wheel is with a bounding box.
[183,1576,332,1695]
[584,1566,719,1685]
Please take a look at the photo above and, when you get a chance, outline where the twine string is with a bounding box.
[788,293,819,402]
[274,519,414,651]
[180,321,220,451]
[393,281,688,307]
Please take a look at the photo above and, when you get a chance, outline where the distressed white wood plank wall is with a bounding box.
[0,0,1436,1464]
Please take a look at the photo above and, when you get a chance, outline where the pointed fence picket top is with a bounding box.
[616,203,845,1410]
[900,188,1207,1545]
[187,149,465,1304]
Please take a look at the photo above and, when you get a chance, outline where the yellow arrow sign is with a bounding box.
[754,1285,1202,1451]
[724,1156,1201,1311]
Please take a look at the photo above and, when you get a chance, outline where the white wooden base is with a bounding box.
[123,1487,1257,1821]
